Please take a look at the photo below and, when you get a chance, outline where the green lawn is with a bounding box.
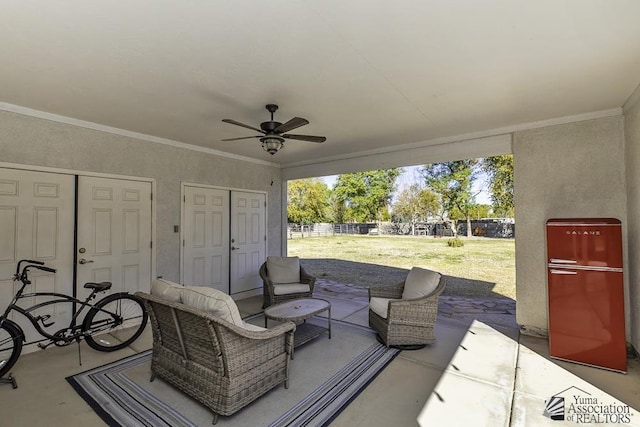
[288,235,516,299]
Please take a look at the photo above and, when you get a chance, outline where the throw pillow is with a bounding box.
[181,286,244,327]
[150,278,183,303]
[402,267,441,300]
[267,256,300,284]
[272,283,310,295]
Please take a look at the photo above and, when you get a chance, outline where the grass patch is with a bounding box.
[447,237,464,247]
[288,235,515,299]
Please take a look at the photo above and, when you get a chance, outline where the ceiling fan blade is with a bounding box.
[282,134,326,143]
[275,117,309,133]
[221,136,262,141]
[222,119,264,134]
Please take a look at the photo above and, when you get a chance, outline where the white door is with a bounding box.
[230,191,266,294]
[76,176,152,300]
[182,186,230,291]
[0,168,75,348]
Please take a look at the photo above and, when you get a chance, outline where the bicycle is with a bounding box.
[0,259,148,388]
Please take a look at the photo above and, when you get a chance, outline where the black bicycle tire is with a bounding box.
[83,294,148,352]
[0,320,23,378]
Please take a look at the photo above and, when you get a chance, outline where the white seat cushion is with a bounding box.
[272,283,310,295]
[402,267,441,300]
[150,278,183,303]
[267,256,300,284]
[180,286,244,327]
[369,297,399,319]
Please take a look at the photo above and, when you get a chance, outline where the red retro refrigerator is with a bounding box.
[546,218,627,373]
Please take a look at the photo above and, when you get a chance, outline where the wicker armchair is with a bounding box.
[136,292,295,425]
[260,257,316,307]
[368,268,445,348]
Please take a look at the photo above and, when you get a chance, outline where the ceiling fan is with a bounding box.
[222,104,326,155]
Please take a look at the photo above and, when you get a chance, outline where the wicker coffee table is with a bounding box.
[264,298,331,359]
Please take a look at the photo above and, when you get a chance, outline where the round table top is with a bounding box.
[263,298,330,321]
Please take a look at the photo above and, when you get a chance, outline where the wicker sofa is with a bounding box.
[368,267,445,348]
[136,282,295,425]
[259,256,316,308]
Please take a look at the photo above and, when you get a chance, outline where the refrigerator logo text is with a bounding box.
[565,230,601,236]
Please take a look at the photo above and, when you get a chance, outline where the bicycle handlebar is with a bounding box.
[15,259,56,279]
[35,265,57,273]
[16,259,44,276]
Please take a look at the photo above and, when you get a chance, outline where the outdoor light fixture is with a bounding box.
[222,104,325,155]
[261,136,284,155]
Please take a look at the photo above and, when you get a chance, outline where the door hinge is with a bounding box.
[183,195,186,203]
[183,239,185,247]
[151,192,153,201]
[150,241,153,249]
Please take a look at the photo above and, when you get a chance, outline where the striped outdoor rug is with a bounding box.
[67,318,399,427]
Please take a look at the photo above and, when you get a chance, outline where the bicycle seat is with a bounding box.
[83,282,112,292]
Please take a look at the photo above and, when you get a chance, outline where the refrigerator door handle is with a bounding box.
[549,258,577,264]
[550,269,578,275]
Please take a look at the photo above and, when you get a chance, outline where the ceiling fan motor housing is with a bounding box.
[262,104,281,132]
[260,121,282,133]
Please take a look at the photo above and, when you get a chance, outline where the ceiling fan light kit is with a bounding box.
[222,104,326,155]
[261,136,284,155]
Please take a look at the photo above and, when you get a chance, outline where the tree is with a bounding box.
[287,178,330,224]
[421,160,479,237]
[327,190,346,224]
[470,204,492,219]
[482,154,514,217]
[392,185,440,234]
[333,169,402,222]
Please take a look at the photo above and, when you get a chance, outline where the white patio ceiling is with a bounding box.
[1,1,640,167]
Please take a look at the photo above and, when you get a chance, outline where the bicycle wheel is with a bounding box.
[83,294,148,352]
[0,320,22,378]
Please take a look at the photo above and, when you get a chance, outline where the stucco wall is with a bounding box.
[624,91,640,351]
[513,116,628,337]
[0,110,282,284]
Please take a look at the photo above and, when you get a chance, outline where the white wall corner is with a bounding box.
[623,81,640,113]
[280,179,288,256]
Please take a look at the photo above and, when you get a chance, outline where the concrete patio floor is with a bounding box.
[1,279,639,426]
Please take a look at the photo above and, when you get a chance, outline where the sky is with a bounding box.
[321,165,491,205]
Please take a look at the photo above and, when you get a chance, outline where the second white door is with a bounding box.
[76,176,152,300]
[230,191,266,294]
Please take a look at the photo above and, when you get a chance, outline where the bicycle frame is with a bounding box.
[2,291,101,345]
[1,262,116,347]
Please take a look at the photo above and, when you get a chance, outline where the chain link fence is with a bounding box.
[288,219,514,239]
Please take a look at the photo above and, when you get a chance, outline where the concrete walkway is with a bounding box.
[306,279,640,427]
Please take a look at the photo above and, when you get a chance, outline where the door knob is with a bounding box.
[79,258,94,264]
[231,246,238,250]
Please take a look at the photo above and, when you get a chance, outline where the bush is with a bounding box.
[447,237,464,247]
